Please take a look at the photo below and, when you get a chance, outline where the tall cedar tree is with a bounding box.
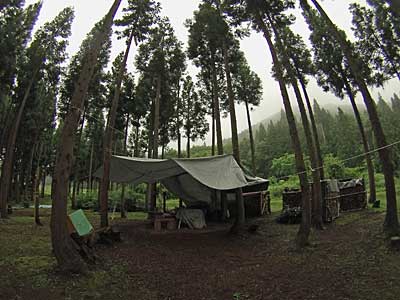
[231,51,262,175]
[0,1,41,148]
[58,18,112,209]
[181,75,209,158]
[302,0,399,234]
[186,2,226,155]
[302,5,377,203]
[0,6,73,218]
[226,0,312,247]
[99,0,161,227]
[51,0,121,273]
[270,19,324,229]
[135,17,184,211]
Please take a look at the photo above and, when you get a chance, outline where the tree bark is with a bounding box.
[51,0,121,273]
[342,72,376,203]
[256,13,311,248]
[33,144,43,226]
[307,0,398,233]
[100,30,134,228]
[176,82,182,158]
[211,58,223,155]
[291,79,324,228]
[298,75,324,180]
[244,99,256,174]
[120,113,130,219]
[211,102,215,156]
[0,75,36,218]
[40,171,46,199]
[88,143,94,193]
[222,41,240,164]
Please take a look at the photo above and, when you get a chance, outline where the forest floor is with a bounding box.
[1,207,400,300]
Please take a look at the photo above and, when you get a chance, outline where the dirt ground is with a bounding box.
[1,209,400,300]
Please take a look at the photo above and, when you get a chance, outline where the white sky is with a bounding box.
[25,0,400,145]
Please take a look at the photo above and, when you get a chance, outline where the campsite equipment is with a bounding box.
[153,213,177,231]
[94,154,269,219]
[281,178,366,223]
[176,208,206,229]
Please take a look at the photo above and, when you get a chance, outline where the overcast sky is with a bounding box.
[26,0,400,145]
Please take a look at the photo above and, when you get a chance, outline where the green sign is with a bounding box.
[69,209,93,237]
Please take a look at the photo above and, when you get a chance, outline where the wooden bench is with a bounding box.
[154,217,176,231]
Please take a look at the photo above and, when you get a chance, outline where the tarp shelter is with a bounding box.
[94,154,268,209]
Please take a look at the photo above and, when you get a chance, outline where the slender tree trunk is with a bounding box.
[306,0,398,233]
[33,144,43,226]
[25,143,36,204]
[256,13,311,247]
[244,99,256,174]
[71,180,77,209]
[40,172,46,199]
[100,30,134,228]
[147,75,162,213]
[134,123,140,157]
[177,82,182,158]
[342,73,376,203]
[153,76,161,159]
[120,114,129,219]
[51,0,121,273]
[211,58,223,155]
[291,79,324,228]
[88,143,94,193]
[186,127,191,159]
[0,75,36,218]
[298,75,324,179]
[222,41,240,164]
[211,103,215,156]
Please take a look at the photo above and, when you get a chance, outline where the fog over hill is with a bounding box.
[231,102,367,144]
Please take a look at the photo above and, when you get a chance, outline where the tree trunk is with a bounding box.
[33,144,43,226]
[307,0,398,233]
[0,75,36,218]
[298,75,324,180]
[186,133,191,159]
[177,82,182,158]
[51,0,121,273]
[100,29,134,228]
[256,13,311,248]
[120,113,130,219]
[291,79,324,228]
[342,73,376,203]
[147,74,162,213]
[40,172,46,199]
[244,99,256,174]
[222,41,240,164]
[71,180,77,209]
[211,103,215,156]
[25,143,37,204]
[211,58,223,155]
[88,143,94,193]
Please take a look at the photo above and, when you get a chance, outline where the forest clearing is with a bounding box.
[1,202,400,300]
[1,0,400,299]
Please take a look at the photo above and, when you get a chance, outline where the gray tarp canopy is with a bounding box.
[94,154,268,207]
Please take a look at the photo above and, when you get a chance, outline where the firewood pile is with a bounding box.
[338,179,367,211]
[282,188,302,210]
